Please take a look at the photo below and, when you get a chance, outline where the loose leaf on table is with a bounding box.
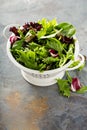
[77,86,87,94]
[57,79,71,97]
[65,71,72,83]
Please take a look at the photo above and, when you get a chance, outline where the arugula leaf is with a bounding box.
[57,79,71,97]
[55,22,76,37]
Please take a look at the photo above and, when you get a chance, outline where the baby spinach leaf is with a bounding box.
[12,40,24,50]
[55,22,76,37]
[47,38,63,56]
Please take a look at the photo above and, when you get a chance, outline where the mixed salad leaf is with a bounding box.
[9,18,87,97]
[57,71,87,97]
[9,18,76,71]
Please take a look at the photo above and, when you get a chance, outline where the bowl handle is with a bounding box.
[66,54,85,71]
[3,24,20,39]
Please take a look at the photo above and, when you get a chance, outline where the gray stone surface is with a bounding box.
[0,0,87,130]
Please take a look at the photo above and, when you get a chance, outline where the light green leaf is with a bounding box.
[77,86,87,94]
[29,42,41,50]
[37,18,58,38]
[16,50,38,70]
[57,79,71,97]
[43,57,59,64]
[65,71,72,83]
[69,60,80,68]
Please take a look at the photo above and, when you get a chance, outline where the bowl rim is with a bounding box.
[7,36,79,74]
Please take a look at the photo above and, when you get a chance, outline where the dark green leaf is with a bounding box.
[12,40,24,50]
[47,38,63,56]
[55,22,76,37]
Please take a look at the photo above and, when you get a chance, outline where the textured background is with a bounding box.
[0,0,87,130]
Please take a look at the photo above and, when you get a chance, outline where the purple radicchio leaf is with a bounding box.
[71,77,82,92]
[9,35,18,45]
[49,49,58,57]
[9,26,19,36]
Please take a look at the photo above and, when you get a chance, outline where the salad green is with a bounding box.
[57,71,87,97]
[9,18,76,71]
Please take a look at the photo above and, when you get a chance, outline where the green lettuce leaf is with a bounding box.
[43,57,59,64]
[34,46,48,59]
[37,18,57,38]
[57,79,71,97]
[16,49,38,70]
